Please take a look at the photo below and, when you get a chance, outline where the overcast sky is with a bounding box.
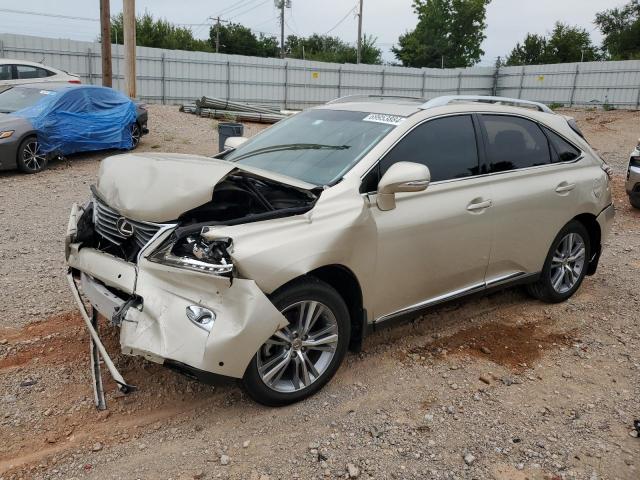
[0,0,626,65]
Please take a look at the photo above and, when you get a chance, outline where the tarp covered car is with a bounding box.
[0,83,148,173]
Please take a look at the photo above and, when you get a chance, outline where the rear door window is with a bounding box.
[480,115,551,173]
[16,65,50,79]
[378,115,480,184]
[542,127,581,163]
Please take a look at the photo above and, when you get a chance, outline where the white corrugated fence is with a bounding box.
[1,33,639,109]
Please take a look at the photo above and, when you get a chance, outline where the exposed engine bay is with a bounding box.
[76,169,319,266]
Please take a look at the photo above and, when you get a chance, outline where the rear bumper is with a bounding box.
[587,203,615,275]
[626,164,640,197]
[596,203,615,242]
[65,204,287,380]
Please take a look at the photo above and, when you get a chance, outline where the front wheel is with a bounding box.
[630,195,640,210]
[526,220,590,303]
[17,136,48,174]
[242,278,350,406]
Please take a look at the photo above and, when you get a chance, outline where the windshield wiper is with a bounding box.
[229,143,350,163]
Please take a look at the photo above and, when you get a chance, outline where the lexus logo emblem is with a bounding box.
[116,217,134,237]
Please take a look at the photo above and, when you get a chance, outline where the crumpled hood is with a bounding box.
[96,152,314,223]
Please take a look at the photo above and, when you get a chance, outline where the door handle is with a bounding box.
[466,199,493,211]
[555,182,576,193]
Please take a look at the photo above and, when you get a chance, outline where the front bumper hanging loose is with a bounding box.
[66,272,136,410]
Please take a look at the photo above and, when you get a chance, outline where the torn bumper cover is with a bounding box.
[65,204,288,400]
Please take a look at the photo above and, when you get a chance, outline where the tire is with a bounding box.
[131,123,141,149]
[16,136,48,174]
[526,220,590,303]
[630,195,640,210]
[242,277,351,406]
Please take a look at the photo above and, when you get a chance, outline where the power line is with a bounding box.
[216,0,261,17]
[227,0,272,21]
[0,8,99,22]
[324,4,357,35]
[284,17,299,36]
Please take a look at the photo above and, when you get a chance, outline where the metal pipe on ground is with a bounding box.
[199,108,285,124]
[195,97,282,115]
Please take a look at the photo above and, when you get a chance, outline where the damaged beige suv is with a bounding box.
[65,95,614,407]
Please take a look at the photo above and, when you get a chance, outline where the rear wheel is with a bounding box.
[242,278,350,406]
[526,220,590,303]
[630,195,640,209]
[17,136,47,174]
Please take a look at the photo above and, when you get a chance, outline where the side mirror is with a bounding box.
[224,136,248,150]
[377,161,430,211]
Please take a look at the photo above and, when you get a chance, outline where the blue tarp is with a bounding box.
[12,86,137,155]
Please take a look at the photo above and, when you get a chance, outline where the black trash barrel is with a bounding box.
[218,122,244,152]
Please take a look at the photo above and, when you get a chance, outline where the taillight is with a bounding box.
[68,79,81,84]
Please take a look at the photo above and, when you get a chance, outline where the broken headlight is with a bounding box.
[148,234,234,276]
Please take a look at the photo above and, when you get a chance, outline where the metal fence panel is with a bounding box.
[1,33,639,109]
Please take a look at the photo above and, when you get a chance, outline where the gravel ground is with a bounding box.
[0,106,638,480]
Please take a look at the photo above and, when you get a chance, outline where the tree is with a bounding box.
[210,23,280,57]
[110,12,211,51]
[392,0,491,68]
[505,34,547,66]
[595,0,640,60]
[285,33,382,64]
[505,22,600,65]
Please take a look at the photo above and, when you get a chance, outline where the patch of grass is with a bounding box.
[549,103,564,110]
[603,103,616,111]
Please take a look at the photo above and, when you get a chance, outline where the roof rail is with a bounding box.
[420,95,554,114]
[327,94,425,105]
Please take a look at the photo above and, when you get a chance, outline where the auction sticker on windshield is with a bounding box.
[363,113,406,126]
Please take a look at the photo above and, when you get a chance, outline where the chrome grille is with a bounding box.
[93,197,161,250]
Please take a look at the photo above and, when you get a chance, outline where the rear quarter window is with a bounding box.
[542,126,581,163]
[480,115,551,173]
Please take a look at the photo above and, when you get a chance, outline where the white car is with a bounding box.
[0,59,80,90]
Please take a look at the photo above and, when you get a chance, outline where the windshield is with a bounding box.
[0,87,56,113]
[224,109,398,186]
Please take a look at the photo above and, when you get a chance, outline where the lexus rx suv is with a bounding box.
[65,95,615,407]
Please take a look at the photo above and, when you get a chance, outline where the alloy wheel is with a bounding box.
[131,123,141,148]
[550,232,586,294]
[257,301,339,393]
[22,140,46,171]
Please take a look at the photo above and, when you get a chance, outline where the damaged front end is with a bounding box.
[65,153,318,409]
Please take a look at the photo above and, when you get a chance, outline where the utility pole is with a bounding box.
[279,1,285,59]
[99,0,112,87]
[123,0,136,98]
[356,0,363,64]
[216,16,221,53]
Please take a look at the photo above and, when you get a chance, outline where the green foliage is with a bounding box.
[548,103,565,110]
[595,0,640,60]
[212,23,279,57]
[505,34,547,66]
[110,12,211,52]
[107,10,381,65]
[285,34,382,64]
[392,0,491,68]
[505,22,600,66]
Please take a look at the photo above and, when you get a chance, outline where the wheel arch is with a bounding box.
[271,264,367,353]
[572,213,601,275]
